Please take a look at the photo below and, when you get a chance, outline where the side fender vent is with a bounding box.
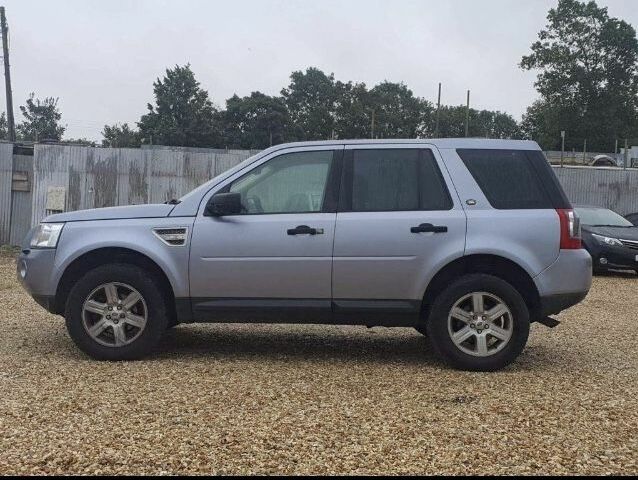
[153,227,188,246]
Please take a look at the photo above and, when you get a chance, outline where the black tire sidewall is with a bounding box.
[428,274,530,371]
[65,263,169,360]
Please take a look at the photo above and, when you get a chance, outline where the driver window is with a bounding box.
[229,150,334,214]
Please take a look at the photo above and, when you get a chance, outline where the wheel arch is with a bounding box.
[421,254,541,323]
[53,247,178,323]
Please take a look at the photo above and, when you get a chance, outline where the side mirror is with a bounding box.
[204,192,243,217]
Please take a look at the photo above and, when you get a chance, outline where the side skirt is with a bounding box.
[185,298,422,327]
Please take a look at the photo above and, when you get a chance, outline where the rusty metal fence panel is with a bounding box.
[0,144,13,244]
[8,153,34,245]
[552,165,638,215]
[29,144,256,226]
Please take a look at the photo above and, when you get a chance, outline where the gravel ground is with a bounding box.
[1,255,637,475]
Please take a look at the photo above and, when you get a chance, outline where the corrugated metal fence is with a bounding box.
[0,144,257,245]
[552,165,638,215]
[2,144,638,245]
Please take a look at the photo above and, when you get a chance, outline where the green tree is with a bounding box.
[17,93,65,141]
[223,92,290,149]
[333,80,372,139]
[434,106,521,139]
[102,123,142,148]
[520,0,638,151]
[281,67,338,140]
[367,82,432,138]
[138,64,222,147]
[63,138,97,146]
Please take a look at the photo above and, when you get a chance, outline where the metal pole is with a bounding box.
[434,82,441,137]
[614,138,618,155]
[464,90,470,137]
[583,139,587,164]
[0,7,16,142]
[370,109,375,139]
[560,131,565,168]
[624,139,629,169]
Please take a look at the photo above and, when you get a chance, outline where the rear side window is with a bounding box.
[457,149,567,210]
[347,149,452,212]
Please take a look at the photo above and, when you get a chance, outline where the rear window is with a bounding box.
[457,149,568,210]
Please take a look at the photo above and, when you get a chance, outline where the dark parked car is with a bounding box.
[625,212,638,226]
[576,206,638,274]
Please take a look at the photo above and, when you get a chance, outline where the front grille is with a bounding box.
[620,238,638,250]
[153,227,188,246]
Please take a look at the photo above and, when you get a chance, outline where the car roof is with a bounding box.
[256,138,541,151]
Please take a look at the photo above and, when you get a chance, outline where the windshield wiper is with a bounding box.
[165,199,181,205]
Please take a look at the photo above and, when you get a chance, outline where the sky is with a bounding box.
[2,0,638,141]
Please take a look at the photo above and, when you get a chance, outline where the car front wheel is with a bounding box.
[65,263,169,360]
[427,274,530,371]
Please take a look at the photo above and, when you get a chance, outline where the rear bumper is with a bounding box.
[533,249,592,315]
[539,291,588,317]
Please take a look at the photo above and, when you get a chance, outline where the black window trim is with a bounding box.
[219,148,344,216]
[338,147,454,213]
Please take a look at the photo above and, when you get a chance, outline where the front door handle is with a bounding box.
[287,225,323,236]
[411,223,448,234]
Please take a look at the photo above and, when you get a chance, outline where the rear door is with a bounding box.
[332,144,467,324]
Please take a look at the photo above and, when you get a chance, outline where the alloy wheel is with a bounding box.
[447,291,513,357]
[81,282,148,348]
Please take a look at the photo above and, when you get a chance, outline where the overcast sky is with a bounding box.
[2,0,637,140]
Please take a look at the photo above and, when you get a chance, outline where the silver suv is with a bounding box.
[17,139,592,371]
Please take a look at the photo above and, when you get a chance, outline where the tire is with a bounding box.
[65,263,169,360]
[414,325,428,337]
[426,273,530,372]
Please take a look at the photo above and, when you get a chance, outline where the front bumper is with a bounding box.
[587,242,638,271]
[17,248,58,313]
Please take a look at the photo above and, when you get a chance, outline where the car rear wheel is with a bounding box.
[427,274,530,371]
[65,263,169,360]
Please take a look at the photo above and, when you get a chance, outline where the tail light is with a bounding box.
[556,209,582,249]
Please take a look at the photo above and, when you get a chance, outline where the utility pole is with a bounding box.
[464,90,470,138]
[624,139,629,169]
[0,6,16,142]
[583,139,587,164]
[434,82,441,137]
[370,109,375,139]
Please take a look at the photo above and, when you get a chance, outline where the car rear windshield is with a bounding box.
[456,149,571,210]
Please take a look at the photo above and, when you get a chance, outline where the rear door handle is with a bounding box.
[411,223,448,234]
[287,225,323,235]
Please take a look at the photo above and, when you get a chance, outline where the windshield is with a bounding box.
[575,207,633,227]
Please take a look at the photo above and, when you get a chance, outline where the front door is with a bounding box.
[189,147,343,322]
[332,144,467,325]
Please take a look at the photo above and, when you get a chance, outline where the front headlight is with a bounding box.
[592,233,623,247]
[30,223,65,248]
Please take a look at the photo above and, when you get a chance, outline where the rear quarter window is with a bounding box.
[456,149,569,210]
